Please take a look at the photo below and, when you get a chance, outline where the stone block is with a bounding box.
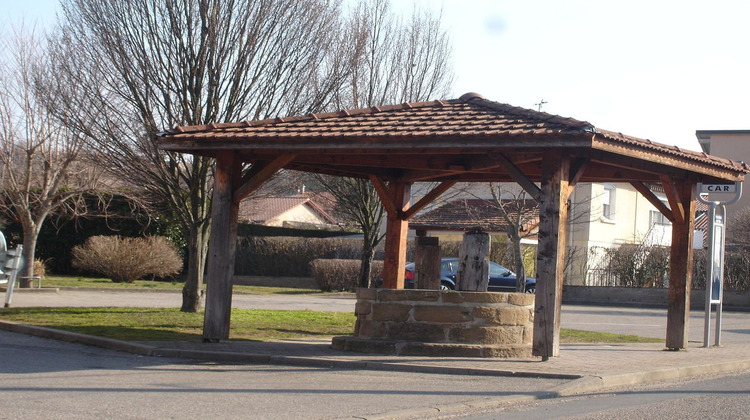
[378,289,440,302]
[440,291,465,304]
[522,325,534,345]
[356,320,386,338]
[400,342,484,357]
[481,345,533,358]
[356,288,377,300]
[413,305,473,323]
[495,307,533,326]
[386,322,447,342]
[508,293,535,307]
[372,303,411,322]
[472,306,498,319]
[462,292,508,304]
[354,300,372,316]
[449,326,523,344]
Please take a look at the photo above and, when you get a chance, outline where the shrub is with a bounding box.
[309,259,384,291]
[33,259,47,281]
[72,235,183,283]
[235,237,383,277]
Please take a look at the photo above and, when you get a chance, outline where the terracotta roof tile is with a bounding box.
[237,193,340,225]
[160,93,750,175]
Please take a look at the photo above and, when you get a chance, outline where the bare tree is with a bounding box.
[486,184,539,292]
[317,0,454,287]
[728,206,750,248]
[0,25,100,286]
[51,0,350,311]
[315,176,385,288]
[342,0,453,109]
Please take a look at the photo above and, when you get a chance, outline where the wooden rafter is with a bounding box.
[233,154,296,203]
[369,176,399,216]
[490,152,541,202]
[403,180,457,220]
[630,181,675,223]
[660,175,686,224]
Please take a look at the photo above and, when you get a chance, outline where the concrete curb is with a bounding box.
[0,320,577,379]
[5,320,750,420]
[356,357,750,420]
[0,287,59,293]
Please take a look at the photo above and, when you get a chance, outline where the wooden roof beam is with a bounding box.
[370,176,399,216]
[660,175,686,224]
[630,181,676,223]
[403,180,457,220]
[489,152,541,202]
[233,154,296,203]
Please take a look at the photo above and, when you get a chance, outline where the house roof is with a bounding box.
[159,93,749,184]
[238,193,339,225]
[410,199,539,234]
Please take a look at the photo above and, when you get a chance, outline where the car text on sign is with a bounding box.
[699,184,737,193]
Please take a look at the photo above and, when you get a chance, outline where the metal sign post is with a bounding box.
[2,245,24,308]
[697,182,742,347]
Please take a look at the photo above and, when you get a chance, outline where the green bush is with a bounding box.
[72,236,183,283]
[234,236,537,278]
[693,248,750,292]
[2,193,181,274]
[235,237,369,277]
[309,259,384,291]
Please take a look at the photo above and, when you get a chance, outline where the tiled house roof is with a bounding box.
[160,92,749,178]
[410,199,539,234]
[238,193,339,226]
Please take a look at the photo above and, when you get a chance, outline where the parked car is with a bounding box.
[377,257,536,293]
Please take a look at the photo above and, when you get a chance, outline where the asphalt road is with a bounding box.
[455,371,750,420]
[8,289,750,344]
[0,329,566,420]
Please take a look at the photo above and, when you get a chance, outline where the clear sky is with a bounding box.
[4,0,749,152]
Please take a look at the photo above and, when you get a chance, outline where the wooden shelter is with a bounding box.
[158,93,748,358]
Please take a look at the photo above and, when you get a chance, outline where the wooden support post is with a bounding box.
[457,230,490,291]
[415,235,441,290]
[381,182,411,289]
[203,151,241,342]
[533,151,570,359]
[666,180,697,350]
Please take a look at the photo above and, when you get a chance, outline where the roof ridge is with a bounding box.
[460,95,596,131]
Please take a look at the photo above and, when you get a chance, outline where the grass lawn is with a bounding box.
[0,306,662,344]
[0,307,355,342]
[43,275,323,295]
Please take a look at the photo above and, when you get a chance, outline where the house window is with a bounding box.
[650,210,670,226]
[649,197,670,226]
[601,185,615,221]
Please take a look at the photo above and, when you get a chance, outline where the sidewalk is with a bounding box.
[3,288,750,419]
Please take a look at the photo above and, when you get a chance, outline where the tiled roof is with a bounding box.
[238,193,339,225]
[160,93,750,181]
[410,199,539,233]
[167,92,594,139]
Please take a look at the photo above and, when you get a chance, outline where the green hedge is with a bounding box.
[234,236,537,278]
[1,194,177,274]
[309,259,384,291]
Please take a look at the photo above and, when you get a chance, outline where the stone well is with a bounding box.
[331,288,534,358]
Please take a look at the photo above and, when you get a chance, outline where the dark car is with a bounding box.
[400,257,535,293]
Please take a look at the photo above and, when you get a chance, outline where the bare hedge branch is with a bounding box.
[72,235,183,283]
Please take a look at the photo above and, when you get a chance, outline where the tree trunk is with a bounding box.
[510,232,526,292]
[358,246,375,288]
[19,225,41,288]
[181,222,209,312]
